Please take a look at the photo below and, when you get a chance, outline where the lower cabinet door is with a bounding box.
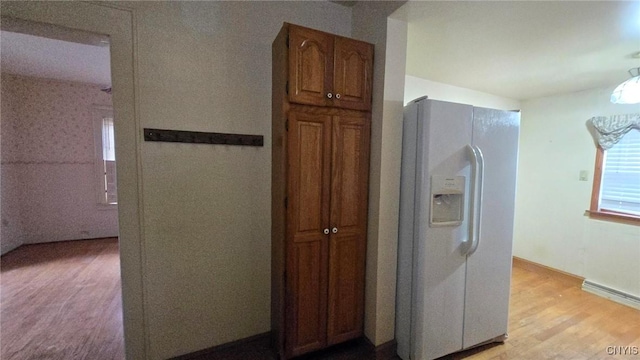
[286,109,332,357]
[285,109,370,356]
[327,113,370,344]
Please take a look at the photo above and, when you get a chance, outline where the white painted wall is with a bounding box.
[352,2,407,346]
[126,2,352,358]
[0,74,117,253]
[404,75,520,110]
[514,85,640,298]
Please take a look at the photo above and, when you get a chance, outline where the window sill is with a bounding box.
[585,210,640,225]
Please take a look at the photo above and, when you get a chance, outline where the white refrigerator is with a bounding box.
[395,97,520,360]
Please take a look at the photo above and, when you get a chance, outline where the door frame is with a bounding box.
[0,2,147,359]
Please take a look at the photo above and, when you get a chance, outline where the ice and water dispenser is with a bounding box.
[430,175,465,227]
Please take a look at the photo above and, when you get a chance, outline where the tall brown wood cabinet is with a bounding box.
[271,23,373,359]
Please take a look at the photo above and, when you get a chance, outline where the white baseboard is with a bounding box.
[582,280,640,310]
[22,231,118,245]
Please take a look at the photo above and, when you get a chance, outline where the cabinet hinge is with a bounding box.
[285,81,289,95]
[285,118,289,131]
[284,197,288,208]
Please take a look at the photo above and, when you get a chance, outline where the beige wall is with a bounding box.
[125,2,352,358]
[514,85,640,298]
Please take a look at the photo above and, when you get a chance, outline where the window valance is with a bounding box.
[588,113,640,150]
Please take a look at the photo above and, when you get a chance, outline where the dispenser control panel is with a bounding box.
[430,175,465,227]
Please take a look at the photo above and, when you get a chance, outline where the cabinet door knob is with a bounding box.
[323,228,330,235]
[327,92,333,99]
[335,93,341,99]
[332,227,338,234]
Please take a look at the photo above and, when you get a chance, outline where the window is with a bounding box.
[590,129,640,222]
[93,106,117,206]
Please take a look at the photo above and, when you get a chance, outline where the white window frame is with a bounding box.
[92,105,117,209]
[590,129,640,223]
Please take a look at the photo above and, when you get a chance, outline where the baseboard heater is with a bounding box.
[582,279,640,310]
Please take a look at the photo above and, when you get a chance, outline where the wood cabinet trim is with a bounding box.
[289,104,371,118]
[271,23,288,356]
[284,22,374,48]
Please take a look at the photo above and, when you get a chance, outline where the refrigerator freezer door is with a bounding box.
[463,107,520,349]
[411,99,473,360]
[430,175,465,227]
[396,101,419,360]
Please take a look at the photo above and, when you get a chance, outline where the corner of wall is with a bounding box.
[513,85,640,299]
[1,74,25,255]
[352,1,408,346]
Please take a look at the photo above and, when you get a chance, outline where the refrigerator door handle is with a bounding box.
[467,145,485,256]
[466,145,479,254]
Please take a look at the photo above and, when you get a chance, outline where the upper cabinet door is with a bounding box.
[288,25,333,107]
[332,37,373,111]
[287,24,373,111]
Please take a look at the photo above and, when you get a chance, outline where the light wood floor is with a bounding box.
[448,261,640,360]
[1,240,639,360]
[1,238,124,360]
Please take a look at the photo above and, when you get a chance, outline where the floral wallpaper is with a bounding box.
[1,73,112,164]
[1,74,118,248]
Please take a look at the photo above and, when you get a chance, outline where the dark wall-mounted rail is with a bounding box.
[143,128,263,147]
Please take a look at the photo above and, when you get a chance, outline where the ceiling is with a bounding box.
[401,1,640,100]
[0,30,111,87]
[2,2,638,100]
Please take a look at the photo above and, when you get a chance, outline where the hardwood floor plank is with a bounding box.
[2,241,639,360]
[1,239,124,360]
[449,260,640,360]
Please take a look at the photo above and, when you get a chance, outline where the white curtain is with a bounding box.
[588,113,640,150]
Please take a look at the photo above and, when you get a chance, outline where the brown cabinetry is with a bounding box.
[288,23,373,111]
[272,23,372,359]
